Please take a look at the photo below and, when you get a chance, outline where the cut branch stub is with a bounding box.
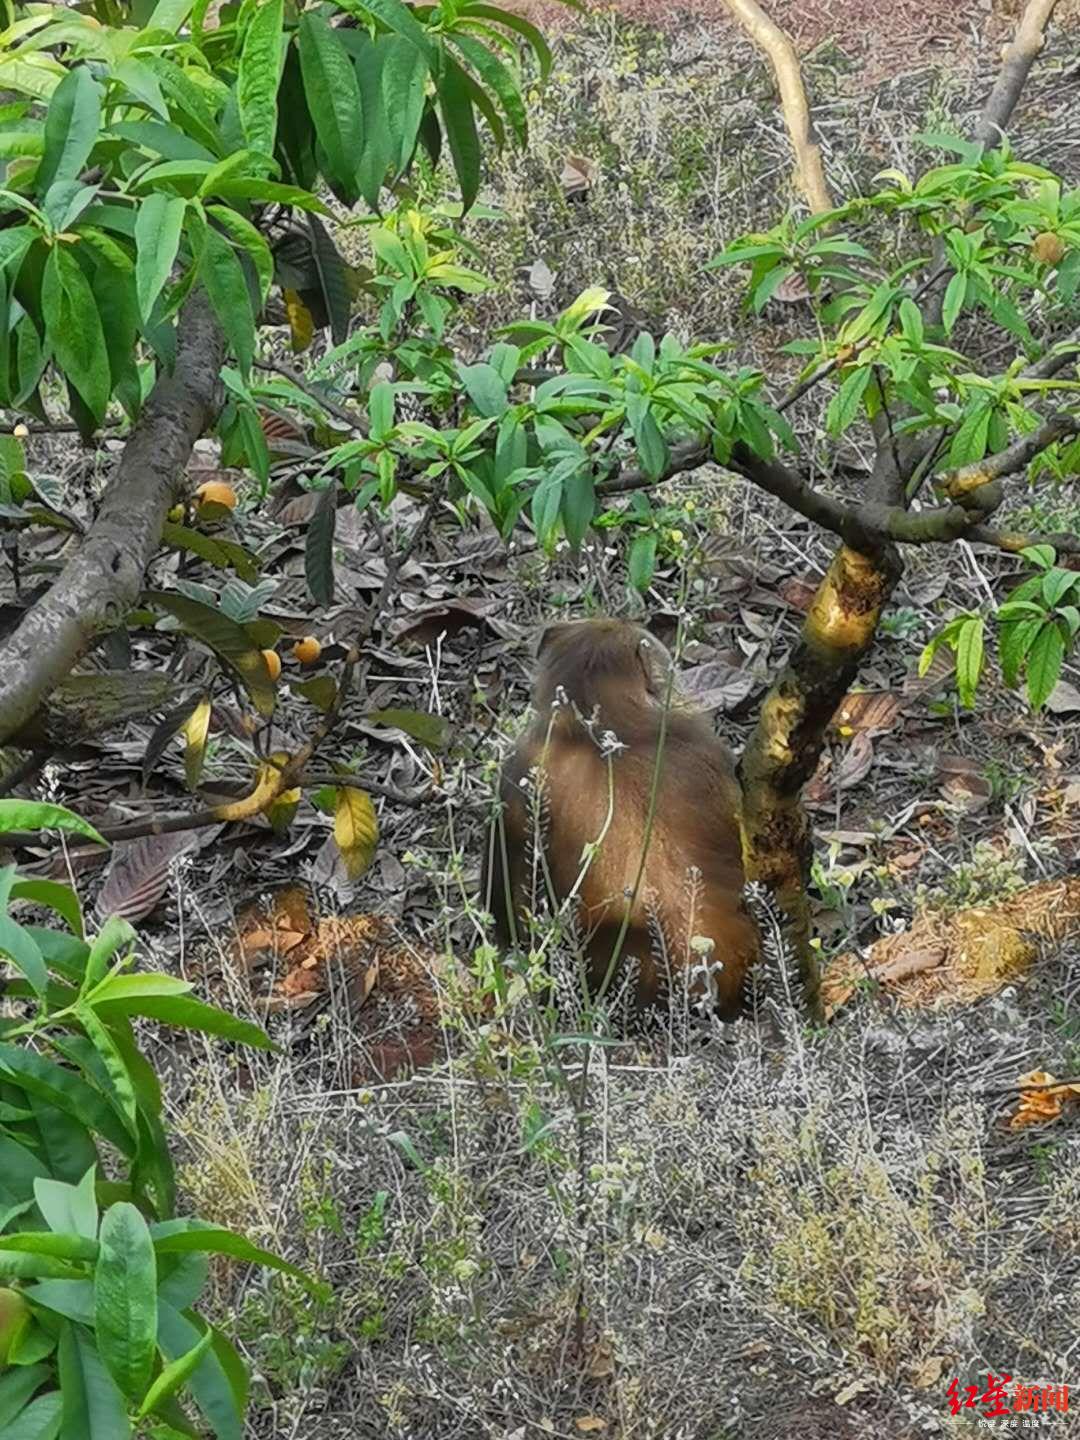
[738,545,902,1019]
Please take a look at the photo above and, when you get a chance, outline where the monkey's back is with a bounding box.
[511,710,757,1015]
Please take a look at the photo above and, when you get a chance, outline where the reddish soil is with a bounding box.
[514,0,1078,85]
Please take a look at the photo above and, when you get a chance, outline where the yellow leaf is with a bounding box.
[575,1419,607,1434]
[181,697,212,791]
[284,287,314,354]
[333,786,379,880]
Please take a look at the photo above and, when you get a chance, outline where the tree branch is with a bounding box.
[1022,333,1080,381]
[966,524,1080,555]
[720,0,833,216]
[940,412,1079,501]
[595,440,711,497]
[926,0,1061,327]
[0,293,226,745]
[974,0,1060,147]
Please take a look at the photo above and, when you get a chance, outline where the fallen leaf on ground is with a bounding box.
[832,690,901,735]
[1045,679,1080,714]
[834,731,875,790]
[777,575,819,611]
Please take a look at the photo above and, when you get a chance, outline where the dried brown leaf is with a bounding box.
[834,731,875,790]
[95,830,203,925]
[832,690,901,735]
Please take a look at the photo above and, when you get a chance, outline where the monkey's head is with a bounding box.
[532,618,674,718]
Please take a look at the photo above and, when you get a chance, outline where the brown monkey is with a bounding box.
[482,618,759,1017]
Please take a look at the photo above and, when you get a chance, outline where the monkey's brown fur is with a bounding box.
[483,618,759,1016]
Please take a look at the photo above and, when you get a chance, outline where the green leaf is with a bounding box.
[84,916,137,993]
[842,282,896,342]
[436,56,481,211]
[8,879,83,939]
[196,226,254,378]
[0,1134,49,1214]
[751,263,794,314]
[898,296,924,347]
[463,4,552,80]
[955,616,985,708]
[560,469,595,550]
[37,66,101,196]
[447,32,527,146]
[291,676,337,711]
[380,36,428,174]
[150,0,195,28]
[297,12,363,202]
[531,472,563,547]
[41,246,110,427]
[134,193,186,324]
[0,225,35,281]
[0,1366,51,1430]
[826,365,872,437]
[94,1203,157,1401]
[237,0,284,157]
[21,1279,94,1325]
[152,1226,310,1285]
[0,914,48,995]
[353,34,391,209]
[947,402,992,468]
[1020,544,1055,572]
[26,1092,98,1190]
[211,178,330,213]
[298,215,350,347]
[365,708,448,749]
[58,1320,131,1440]
[342,0,433,56]
[0,1232,98,1261]
[0,1042,135,1152]
[1042,567,1080,609]
[1026,621,1066,710]
[92,995,273,1050]
[304,483,337,607]
[156,1303,241,1440]
[706,240,788,268]
[999,617,1041,689]
[630,408,668,481]
[628,530,658,592]
[33,1165,97,1240]
[87,973,192,1006]
[161,522,257,583]
[1,1390,61,1440]
[138,1320,213,1419]
[458,361,506,417]
[205,206,273,305]
[941,271,967,335]
[145,591,275,717]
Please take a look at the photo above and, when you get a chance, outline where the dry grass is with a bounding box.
[161,886,1080,1439]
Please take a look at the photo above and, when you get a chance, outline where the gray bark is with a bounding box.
[0,292,225,744]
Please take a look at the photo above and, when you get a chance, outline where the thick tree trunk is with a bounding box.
[738,545,902,1018]
[0,293,225,745]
